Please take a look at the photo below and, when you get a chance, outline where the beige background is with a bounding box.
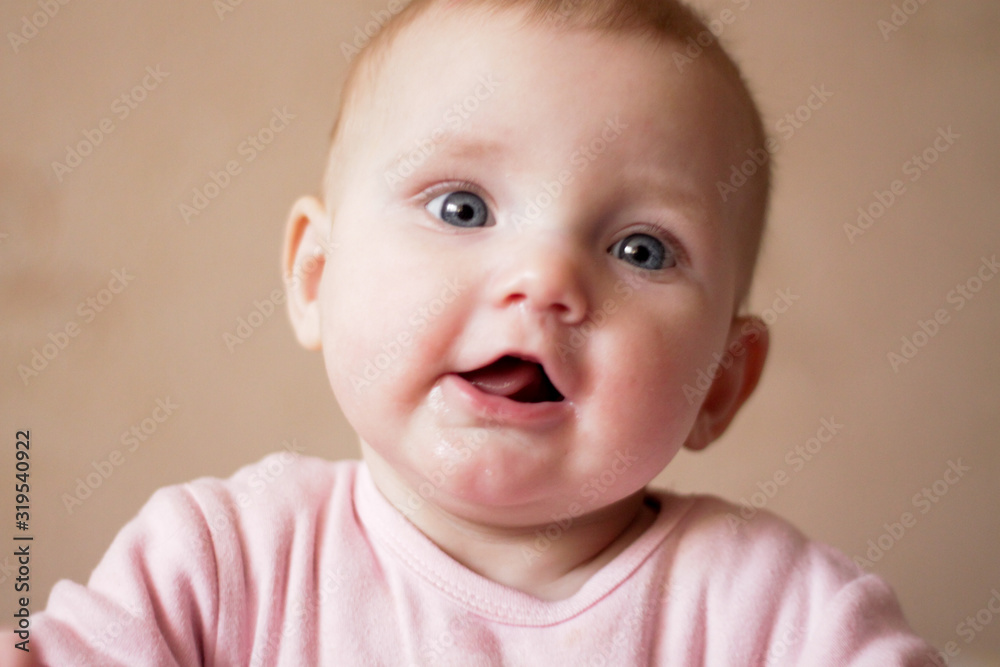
[2,0,998,662]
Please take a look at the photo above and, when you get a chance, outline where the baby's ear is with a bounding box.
[683,316,769,452]
[282,196,330,350]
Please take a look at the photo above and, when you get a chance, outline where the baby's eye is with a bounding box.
[609,233,676,271]
[425,190,491,228]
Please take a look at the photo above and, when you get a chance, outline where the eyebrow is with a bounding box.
[438,135,511,161]
[383,131,512,179]
[617,164,714,222]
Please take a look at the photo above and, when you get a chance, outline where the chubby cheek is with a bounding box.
[579,310,716,485]
[318,239,469,435]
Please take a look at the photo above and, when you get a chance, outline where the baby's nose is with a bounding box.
[489,235,589,324]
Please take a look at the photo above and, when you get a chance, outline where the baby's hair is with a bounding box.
[325,0,771,307]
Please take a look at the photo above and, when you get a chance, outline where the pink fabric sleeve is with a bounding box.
[795,569,939,666]
[653,498,939,666]
[30,454,344,666]
[31,485,223,666]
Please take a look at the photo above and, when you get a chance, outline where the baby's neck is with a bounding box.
[423,494,657,601]
[363,448,658,601]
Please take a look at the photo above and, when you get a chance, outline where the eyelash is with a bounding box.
[420,180,492,212]
[620,221,689,268]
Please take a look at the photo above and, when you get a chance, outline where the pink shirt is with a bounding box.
[33,454,936,665]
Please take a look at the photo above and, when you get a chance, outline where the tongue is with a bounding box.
[460,357,546,400]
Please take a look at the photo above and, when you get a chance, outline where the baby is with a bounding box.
[15,0,938,665]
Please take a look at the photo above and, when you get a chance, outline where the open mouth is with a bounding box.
[457,355,565,404]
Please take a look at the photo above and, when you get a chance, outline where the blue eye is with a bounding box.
[610,233,675,271]
[426,190,490,228]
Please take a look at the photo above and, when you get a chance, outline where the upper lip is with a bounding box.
[456,347,571,402]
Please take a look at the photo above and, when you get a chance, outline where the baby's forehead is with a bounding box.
[370,7,754,128]
[369,16,758,178]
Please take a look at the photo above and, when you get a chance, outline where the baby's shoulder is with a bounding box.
[651,490,864,596]
[126,453,363,580]
[641,492,934,663]
[194,450,355,499]
[130,453,360,558]
[179,452,358,523]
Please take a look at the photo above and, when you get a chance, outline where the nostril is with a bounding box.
[499,283,584,322]
[492,252,588,324]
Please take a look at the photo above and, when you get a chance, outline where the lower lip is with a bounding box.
[440,374,570,428]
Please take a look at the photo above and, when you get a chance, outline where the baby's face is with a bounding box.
[300,8,763,526]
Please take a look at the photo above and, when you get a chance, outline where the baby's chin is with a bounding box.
[362,434,583,523]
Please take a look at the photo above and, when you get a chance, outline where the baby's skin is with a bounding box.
[283,3,768,602]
